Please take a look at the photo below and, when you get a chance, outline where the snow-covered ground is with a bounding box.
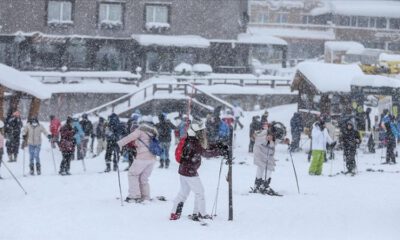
[1,104,400,240]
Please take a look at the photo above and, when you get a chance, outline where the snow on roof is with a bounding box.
[237,33,287,45]
[192,64,213,73]
[352,75,400,88]
[379,53,400,62]
[325,41,365,53]
[311,1,400,18]
[25,71,141,79]
[248,27,335,40]
[0,64,52,99]
[132,34,210,48]
[251,0,304,9]
[296,62,364,93]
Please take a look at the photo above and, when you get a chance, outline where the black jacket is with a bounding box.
[80,119,93,137]
[340,128,361,152]
[156,120,176,143]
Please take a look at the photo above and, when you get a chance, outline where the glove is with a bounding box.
[330,141,337,148]
[47,134,52,140]
[91,134,96,139]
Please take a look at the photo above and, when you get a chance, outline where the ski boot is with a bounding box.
[104,163,111,173]
[125,197,143,203]
[159,160,164,169]
[36,163,41,175]
[170,202,184,220]
[113,163,118,172]
[29,163,35,175]
[165,159,170,169]
[250,178,262,193]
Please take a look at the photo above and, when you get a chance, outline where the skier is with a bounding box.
[124,114,140,171]
[261,110,269,130]
[382,114,399,164]
[251,129,279,195]
[5,110,23,162]
[59,117,76,175]
[78,114,93,160]
[155,113,176,169]
[117,116,159,203]
[22,117,51,175]
[49,115,61,148]
[104,113,126,172]
[92,117,107,157]
[249,116,262,153]
[232,103,244,130]
[340,122,361,174]
[309,118,335,175]
[0,120,4,179]
[289,112,303,152]
[206,106,230,151]
[72,118,84,160]
[170,119,228,221]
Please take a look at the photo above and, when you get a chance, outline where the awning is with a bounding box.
[0,64,52,99]
[132,34,210,48]
[237,33,287,46]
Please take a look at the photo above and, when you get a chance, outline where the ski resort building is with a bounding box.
[249,0,400,62]
[0,0,288,76]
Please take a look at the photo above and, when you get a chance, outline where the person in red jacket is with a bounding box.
[170,119,228,222]
[49,115,61,148]
[59,117,76,175]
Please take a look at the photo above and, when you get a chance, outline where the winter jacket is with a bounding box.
[156,120,176,143]
[94,121,106,139]
[0,133,4,150]
[290,113,303,134]
[50,118,61,136]
[23,123,49,145]
[311,123,333,151]
[178,136,224,177]
[249,117,262,140]
[253,130,276,171]
[5,116,22,141]
[72,121,84,145]
[340,127,361,153]
[117,123,158,161]
[106,113,127,142]
[80,119,93,137]
[59,124,76,153]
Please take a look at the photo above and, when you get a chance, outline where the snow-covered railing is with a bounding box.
[174,73,291,87]
[25,71,141,84]
[77,81,233,118]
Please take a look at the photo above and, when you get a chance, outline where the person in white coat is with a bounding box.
[309,119,335,175]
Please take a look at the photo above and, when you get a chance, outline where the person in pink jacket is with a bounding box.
[0,120,4,179]
[117,116,158,203]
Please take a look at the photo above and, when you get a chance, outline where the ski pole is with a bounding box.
[288,150,300,194]
[210,156,224,218]
[1,159,27,195]
[50,145,57,174]
[22,147,26,177]
[116,146,123,206]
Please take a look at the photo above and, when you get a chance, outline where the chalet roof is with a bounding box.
[311,1,400,18]
[352,75,400,89]
[132,34,210,48]
[237,33,287,45]
[292,62,364,93]
[0,64,52,99]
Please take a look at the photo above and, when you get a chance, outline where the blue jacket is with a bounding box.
[73,121,84,145]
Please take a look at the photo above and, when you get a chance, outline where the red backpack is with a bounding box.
[175,137,187,163]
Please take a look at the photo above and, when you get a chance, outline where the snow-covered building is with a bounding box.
[0,0,288,76]
[291,62,364,126]
[249,0,400,61]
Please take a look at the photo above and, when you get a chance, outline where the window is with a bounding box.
[99,3,123,27]
[257,13,269,24]
[275,12,288,23]
[146,5,169,24]
[66,43,87,68]
[95,45,122,71]
[146,51,171,73]
[389,18,400,29]
[369,17,377,28]
[47,1,72,24]
[388,43,400,52]
[338,16,350,26]
[173,52,196,67]
[0,43,7,64]
[350,16,357,26]
[376,18,387,29]
[32,43,62,69]
[357,16,369,27]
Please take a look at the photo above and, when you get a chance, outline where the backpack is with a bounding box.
[218,120,230,139]
[138,134,163,156]
[175,137,187,163]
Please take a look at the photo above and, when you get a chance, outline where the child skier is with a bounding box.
[340,122,361,175]
[251,129,279,195]
[170,119,228,221]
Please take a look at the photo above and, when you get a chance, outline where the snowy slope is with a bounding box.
[1,104,400,240]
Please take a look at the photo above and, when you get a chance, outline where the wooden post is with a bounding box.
[0,85,4,121]
[28,97,41,119]
[9,91,22,116]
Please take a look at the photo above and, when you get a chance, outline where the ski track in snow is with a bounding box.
[1,104,400,240]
